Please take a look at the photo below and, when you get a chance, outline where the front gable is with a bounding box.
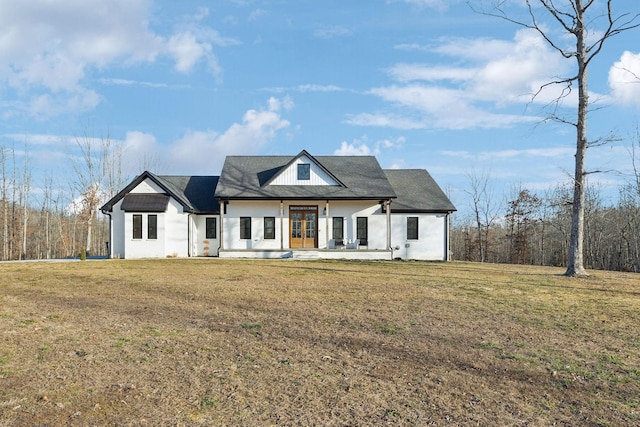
[265,150,344,187]
[101,171,194,214]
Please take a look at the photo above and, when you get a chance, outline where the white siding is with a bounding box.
[223,201,283,250]
[192,215,220,256]
[110,199,126,258]
[389,213,448,261]
[112,177,191,259]
[131,179,164,194]
[222,200,389,251]
[162,199,189,258]
[107,178,450,261]
[269,155,339,186]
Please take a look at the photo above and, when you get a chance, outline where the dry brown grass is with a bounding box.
[0,259,638,426]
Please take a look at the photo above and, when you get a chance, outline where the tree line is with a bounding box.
[0,133,126,261]
[451,159,640,272]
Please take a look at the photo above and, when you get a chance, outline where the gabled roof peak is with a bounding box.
[262,150,346,188]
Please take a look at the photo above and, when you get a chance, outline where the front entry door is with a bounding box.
[290,206,318,248]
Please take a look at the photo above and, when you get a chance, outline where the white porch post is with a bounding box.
[280,200,284,250]
[325,200,329,249]
[386,200,391,253]
[219,200,225,250]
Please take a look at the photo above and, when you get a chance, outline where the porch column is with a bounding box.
[280,200,284,250]
[219,200,225,250]
[325,200,329,249]
[386,200,391,252]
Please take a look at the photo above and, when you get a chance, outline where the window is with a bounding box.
[356,217,368,245]
[240,217,251,239]
[297,163,310,180]
[407,217,419,240]
[132,214,142,239]
[206,217,217,239]
[332,217,344,240]
[148,215,158,240]
[264,217,276,239]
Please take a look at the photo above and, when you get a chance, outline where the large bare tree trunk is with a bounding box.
[474,0,640,276]
[565,8,589,276]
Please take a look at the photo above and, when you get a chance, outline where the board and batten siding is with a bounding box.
[268,155,340,186]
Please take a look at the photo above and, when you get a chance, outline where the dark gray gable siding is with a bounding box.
[215,155,397,200]
[121,194,170,212]
[383,169,456,213]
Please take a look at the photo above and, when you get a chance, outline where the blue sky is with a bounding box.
[2,0,640,217]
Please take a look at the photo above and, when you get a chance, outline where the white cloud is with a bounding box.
[249,8,268,21]
[334,136,405,156]
[0,0,234,118]
[262,84,346,94]
[609,51,640,106]
[167,31,216,74]
[354,29,566,131]
[163,98,291,174]
[98,78,179,89]
[68,97,294,176]
[28,89,102,118]
[388,64,475,82]
[441,147,575,161]
[334,141,372,156]
[345,113,426,130]
[313,26,352,40]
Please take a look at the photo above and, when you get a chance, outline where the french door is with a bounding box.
[289,206,318,248]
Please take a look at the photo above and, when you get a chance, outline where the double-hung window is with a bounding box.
[240,217,251,240]
[206,217,217,239]
[407,217,419,240]
[356,217,368,245]
[332,217,344,244]
[148,215,158,240]
[133,215,143,239]
[264,217,275,239]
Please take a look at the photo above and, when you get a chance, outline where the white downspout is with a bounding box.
[386,200,391,260]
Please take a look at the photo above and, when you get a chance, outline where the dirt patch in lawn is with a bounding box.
[1,259,639,425]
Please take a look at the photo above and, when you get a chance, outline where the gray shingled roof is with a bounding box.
[121,193,170,212]
[384,169,456,213]
[100,172,220,214]
[101,157,455,215]
[215,155,397,200]
[157,175,220,213]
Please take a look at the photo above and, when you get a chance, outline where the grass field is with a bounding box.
[0,259,639,426]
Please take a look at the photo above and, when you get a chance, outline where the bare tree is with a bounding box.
[72,131,107,256]
[20,146,31,260]
[471,0,640,276]
[466,170,500,262]
[0,146,8,260]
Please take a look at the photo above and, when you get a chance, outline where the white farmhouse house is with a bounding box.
[100,150,456,260]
